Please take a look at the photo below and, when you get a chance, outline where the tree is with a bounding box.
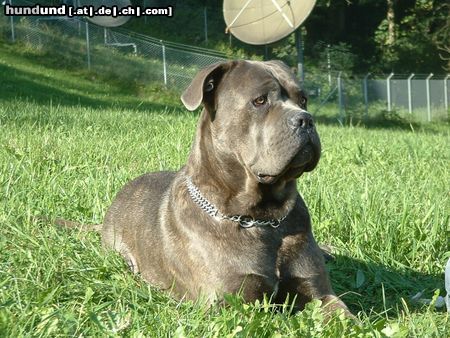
[374,0,448,72]
[432,3,450,71]
[386,0,396,46]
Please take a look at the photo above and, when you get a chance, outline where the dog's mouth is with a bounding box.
[255,145,316,185]
[256,173,278,184]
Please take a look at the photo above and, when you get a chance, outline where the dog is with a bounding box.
[101,60,351,316]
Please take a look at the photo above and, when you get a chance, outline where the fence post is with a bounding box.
[35,19,43,48]
[363,73,370,119]
[327,44,331,86]
[161,41,167,86]
[426,73,433,122]
[386,72,394,112]
[85,21,91,70]
[9,0,15,42]
[337,72,344,124]
[295,29,304,86]
[444,74,449,112]
[407,73,414,114]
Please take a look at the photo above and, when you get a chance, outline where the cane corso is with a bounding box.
[102,60,350,316]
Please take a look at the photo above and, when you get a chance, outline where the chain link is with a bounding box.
[186,177,289,229]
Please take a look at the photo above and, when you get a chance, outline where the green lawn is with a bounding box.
[0,41,449,337]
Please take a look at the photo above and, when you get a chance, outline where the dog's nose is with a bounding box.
[288,111,314,130]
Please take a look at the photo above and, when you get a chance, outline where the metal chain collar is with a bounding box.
[185,176,289,229]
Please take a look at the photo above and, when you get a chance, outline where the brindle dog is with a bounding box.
[102,60,350,316]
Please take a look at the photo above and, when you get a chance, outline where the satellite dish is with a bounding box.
[77,0,132,27]
[223,0,316,45]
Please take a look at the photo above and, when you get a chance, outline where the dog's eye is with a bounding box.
[252,95,268,107]
[300,97,307,107]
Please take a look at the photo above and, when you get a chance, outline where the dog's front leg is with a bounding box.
[276,232,352,319]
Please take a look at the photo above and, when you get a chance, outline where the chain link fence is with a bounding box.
[0,0,226,92]
[1,1,448,122]
[365,74,449,122]
[306,71,449,123]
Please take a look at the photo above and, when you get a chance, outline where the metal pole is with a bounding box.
[407,73,414,114]
[85,21,91,70]
[36,19,42,48]
[204,7,208,44]
[426,73,433,122]
[363,73,370,119]
[444,74,449,112]
[337,72,344,124]
[9,0,15,42]
[386,73,394,112]
[295,29,304,85]
[161,41,167,86]
[327,44,331,86]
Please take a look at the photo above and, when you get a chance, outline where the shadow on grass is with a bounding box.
[311,109,449,133]
[1,48,447,132]
[327,254,445,318]
[0,62,186,115]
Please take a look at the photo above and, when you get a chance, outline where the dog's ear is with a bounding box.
[181,62,231,113]
[263,60,307,109]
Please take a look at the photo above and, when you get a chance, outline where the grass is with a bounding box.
[0,41,449,336]
[0,15,225,94]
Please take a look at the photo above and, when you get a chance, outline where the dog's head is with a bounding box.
[181,60,321,185]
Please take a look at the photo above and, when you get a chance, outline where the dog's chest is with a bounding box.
[201,226,284,276]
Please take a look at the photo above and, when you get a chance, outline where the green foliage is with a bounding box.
[271,33,298,66]
[373,0,447,73]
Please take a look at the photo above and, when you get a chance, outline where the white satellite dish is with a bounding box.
[223,0,316,45]
[77,0,132,27]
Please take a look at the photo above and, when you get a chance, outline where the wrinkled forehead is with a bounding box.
[223,61,301,99]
